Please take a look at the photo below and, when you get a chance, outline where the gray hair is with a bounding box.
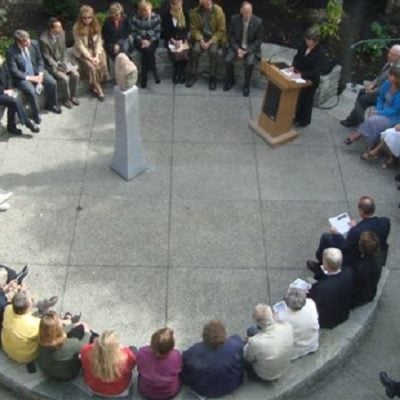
[304,26,320,42]
[12,289,31,315]
[391,44,400,57]
[322,247,342,271]
[13,30,30,42]
[252,303,274,329]
[284,288,307,311]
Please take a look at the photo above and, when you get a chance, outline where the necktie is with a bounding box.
[23,48,34,76]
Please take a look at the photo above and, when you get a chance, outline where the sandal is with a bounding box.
[360,151,378,161]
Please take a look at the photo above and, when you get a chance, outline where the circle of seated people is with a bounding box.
[0,196,391,400]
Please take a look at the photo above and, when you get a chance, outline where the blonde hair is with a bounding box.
[75,5,101,36]
[137,0,152,17]
[89,331,127,382]
[39,311,66,349]
[108,2,124,17]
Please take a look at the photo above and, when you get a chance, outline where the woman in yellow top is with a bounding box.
[73,5,108,101]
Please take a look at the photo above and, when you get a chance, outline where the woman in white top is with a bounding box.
[277,288,319,360]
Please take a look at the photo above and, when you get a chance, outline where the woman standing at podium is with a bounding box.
[292,27,322,127]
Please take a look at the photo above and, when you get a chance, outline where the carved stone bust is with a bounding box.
[115,53,138,91]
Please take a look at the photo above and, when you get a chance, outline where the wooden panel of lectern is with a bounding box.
[249,61,311,147]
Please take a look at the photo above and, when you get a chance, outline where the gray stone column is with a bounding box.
[111,85,149,181]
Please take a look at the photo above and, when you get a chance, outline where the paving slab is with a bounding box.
[70,196,169,266]
[167,267,269,348]
[62,266,167,347]
[0,195,78,265]
[169,199,266,268]
[256,144,346,202]
[0,139,88,197]
[172,142,258,201]
[174,95,253,144]
[261,200,349,270]
[83,140,171,201]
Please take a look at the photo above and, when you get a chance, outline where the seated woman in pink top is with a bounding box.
[137,327,182,400]
[80,330,136,397]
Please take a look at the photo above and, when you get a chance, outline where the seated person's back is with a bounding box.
[1,290,40,363]
[181,320,244,398]
[308,248,354,329]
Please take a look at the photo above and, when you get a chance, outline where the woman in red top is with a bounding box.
[80,330,136,396]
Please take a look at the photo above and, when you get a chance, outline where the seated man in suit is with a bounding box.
[307,195,390,270]
[0,62,39,134]
[223,1,263,97]
[341,45,400,127]
[40,17,80,109]
[185,0,227,91]
[308,248,354,329]
[7,29,61,125]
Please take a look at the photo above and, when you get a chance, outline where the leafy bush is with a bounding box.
[355,21,395,61]
[96,12,107,26]
[42,0,79,20]
[0,36,13,57]
[0,7,7,28]
[318,0,343,39]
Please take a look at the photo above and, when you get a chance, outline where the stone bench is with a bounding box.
[0,267,389,400]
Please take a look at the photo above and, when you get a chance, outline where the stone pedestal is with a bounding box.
[111,85,148,180]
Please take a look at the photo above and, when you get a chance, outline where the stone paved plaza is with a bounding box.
[0,79,399,399]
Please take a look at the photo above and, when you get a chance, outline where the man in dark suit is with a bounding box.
[0,62,39,134]
[7,29,61,125]
[307,196,390,270]
[341,45,400,127]
[223,1,263,97]
[308,248,354,329]
[40,18,80,109]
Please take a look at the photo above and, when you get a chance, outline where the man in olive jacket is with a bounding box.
[186,0,227,90]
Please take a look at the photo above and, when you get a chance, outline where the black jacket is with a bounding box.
[161,8,190,46]
[101,15,130,56]
[293,42,322,86]
[227,14,263,54]
[6,40,44,83]
[308,267,354,329]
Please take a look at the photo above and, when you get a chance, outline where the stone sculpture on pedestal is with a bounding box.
[111,53,148,181]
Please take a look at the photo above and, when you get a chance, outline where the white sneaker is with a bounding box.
[0,202,10,211]
[0,192,13,204]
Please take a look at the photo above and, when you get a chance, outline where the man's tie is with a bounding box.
[23,47,34,76]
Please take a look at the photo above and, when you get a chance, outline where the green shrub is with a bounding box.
[96,12,107,26]
[0,36,13,57]
[355,21,395,61]
[42,0,79,20]
[318,0,343,39]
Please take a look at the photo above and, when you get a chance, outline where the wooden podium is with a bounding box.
[249,61,311,147]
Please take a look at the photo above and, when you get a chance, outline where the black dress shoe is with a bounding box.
[46,105,62,114]
[243,85,250,97]
[7,126,22,135]
[33,115,41,125]
[379,371,396,398]
[306,260,320,274]
[209,77,217,91]
[178,74,185,84]
[185,75,196,88]
[26,120,40,133]
[395,174,400,182]
[223,80,235,91]
[16,265,28,285]
[340,119,357,128]
[153,70,161,84]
